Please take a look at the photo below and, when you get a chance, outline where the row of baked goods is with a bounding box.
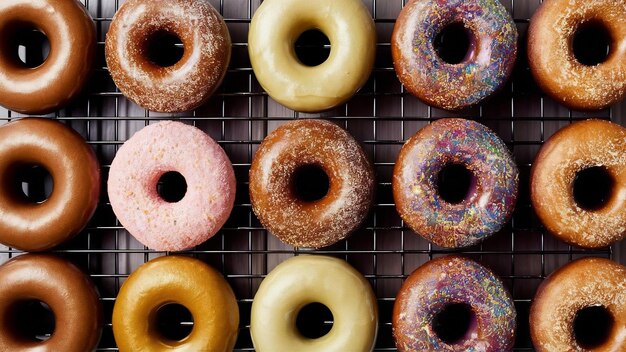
[0,117,624,252]
[1,252,624,351]
[0,0,624,114]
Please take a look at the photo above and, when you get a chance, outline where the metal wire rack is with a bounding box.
[0,0,624,350]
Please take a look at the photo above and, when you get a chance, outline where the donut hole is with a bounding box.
[437,163,475,204]
[2,23,51,68]
[157,171,187,203]
[295,29,331,67]
[434,22,474,65]
[572,21,612,66]
[8,164,54,204]
[291,164,330,202]
[432,303,476,345]
[6,300,55,342]
[573,305,614,349]
[296,302,334,339]
[145,30,185,68]
[573,166,614,211]
[153,303,194,342]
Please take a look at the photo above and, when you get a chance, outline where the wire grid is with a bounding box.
[0,0,624,350]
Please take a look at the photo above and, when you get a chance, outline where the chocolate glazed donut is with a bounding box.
[0,0,96,114]
[0,254,103,352]
[0,118,101,251]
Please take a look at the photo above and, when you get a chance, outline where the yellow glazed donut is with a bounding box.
[112,256,239,352]
[248,0,376,112]
[250,255,378,352]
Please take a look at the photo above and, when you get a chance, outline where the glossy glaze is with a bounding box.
[393,119,518,248]
[393,256,516,351]
[113,256,239,352]
[108,121,236,251]
[248,0,376,112]
[0,118,100,251]
[105,0,231,112]
[392,0,517,110]
[0,0,96,114]
[249,119,375,248]
[528,0,626,110]
[530,258,626,351]
[251,255,378,352]
[0,254,103,352]
[531,119,626,248]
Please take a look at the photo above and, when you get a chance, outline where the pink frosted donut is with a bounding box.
[108,121,236,251]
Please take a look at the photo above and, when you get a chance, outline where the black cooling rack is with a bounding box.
[0,0,624,350]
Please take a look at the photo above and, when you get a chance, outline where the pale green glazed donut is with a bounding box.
[248,0,376,112]
[251,255,378,352]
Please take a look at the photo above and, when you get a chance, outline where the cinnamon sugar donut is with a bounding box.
[530,119,626,248]
[105,0,231,112]
[528,0,626,110]
[392,0,517,110]
[249,119,374,248]
[0,0,96,114]
[530,257,626,351]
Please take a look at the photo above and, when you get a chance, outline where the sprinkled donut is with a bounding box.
[393,256,516,351]
[251,255,378,352]
[0,0,96,115]
[105,0,231,112]
[392,0,517,110]
[108,121,235,251]
[249,119,374,248]
[0,254,103,352]
[531,119,626,248]
[393,118,518,248]
[528,0,626,110]
[113,256,239,351]
[530,257,626,351]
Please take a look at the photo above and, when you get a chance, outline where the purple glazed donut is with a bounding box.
[393,118,518,248]
[393,256,516,351]
[392,0,518,110]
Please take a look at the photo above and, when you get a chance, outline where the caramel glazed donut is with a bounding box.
[113,256,239,352]
[528,0,626,110]
[105,0,231,112]
[531,120,626,248]
[249,119,375,248]
[0,0,96,114]
[530,258,626,351]
[0,118,101,251]
[0,254,103,352]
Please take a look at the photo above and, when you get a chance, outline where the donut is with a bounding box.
[0,118,100,251]
[250,255,378,352]
[393,255,516,351]
[108,121,235,251]
[0,0,96,114]
[392,0,517,110]
[113,256,239,351]
[392,118,518,248]
[249,119,374,248]
[0,254,103,352]
[105,0,231,112]
[248,0,376,112]
[530,119,626,248]
[530,257,626,351]
[528,0,626,110]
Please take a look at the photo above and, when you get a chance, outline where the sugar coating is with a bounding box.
[528,0,626,110]
[249,119,375,248]
[530,258,626,351]
[393,0,517,110]
[393,256,517,351]
[393,118,518,248]
[107,121,236,251]
[105,0,231,112]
